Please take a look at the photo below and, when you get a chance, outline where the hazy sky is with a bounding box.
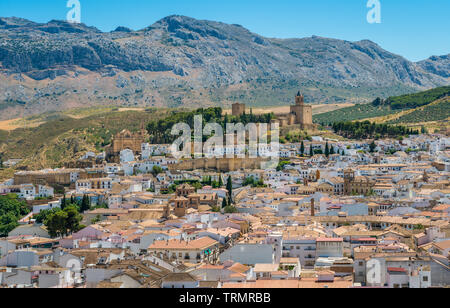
[0,0,449,61]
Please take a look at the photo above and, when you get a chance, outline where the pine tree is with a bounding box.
[325,142,330,157]
[330,145,335,155]
[64,205,82,235]
[300,141,305,157]
[218,174,223,187]
[310,144,314,157]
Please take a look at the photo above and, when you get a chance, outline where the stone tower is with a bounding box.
[176,184,196,198]
[343,169,355,195]
[232,103,246,117]
[173,196,189,218]
[295,91,305,105]
[290,91,313,130]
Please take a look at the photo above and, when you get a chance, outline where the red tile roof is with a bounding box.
[317,238,343,242]
[387,267,407,273]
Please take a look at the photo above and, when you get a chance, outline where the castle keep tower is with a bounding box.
[290,92,314,130]
[232,103,246,117]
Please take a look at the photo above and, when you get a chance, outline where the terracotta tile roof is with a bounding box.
[96,281,124,288]
[148,237,218,250]
[433,240,450,251]
[222,277,353,288]
[316,238,343,242]
[163,272,197,282]
[433,204,450,212]
[254,264,279,272]
[228,262,250,274]
[387,267,407,273]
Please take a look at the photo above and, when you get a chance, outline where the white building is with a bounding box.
[120,149,135,163]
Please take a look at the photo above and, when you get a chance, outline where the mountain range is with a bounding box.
[0,15,449,120]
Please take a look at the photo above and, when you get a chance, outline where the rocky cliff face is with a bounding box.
[417,54,450,78]
[0,15,448,120]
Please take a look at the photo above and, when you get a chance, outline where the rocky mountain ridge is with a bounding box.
[0,15,448,120]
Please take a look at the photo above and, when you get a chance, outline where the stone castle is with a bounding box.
[232,91,315,130]
[104,92,313,164]
[168,157,267,172]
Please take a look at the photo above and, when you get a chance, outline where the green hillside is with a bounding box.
[386,86,450,109]
[0,108,171,173]
[388,97,450,124]
[314,86,450,125]
[313,103,395,124]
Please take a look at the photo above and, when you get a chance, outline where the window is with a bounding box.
[423,276,428,282]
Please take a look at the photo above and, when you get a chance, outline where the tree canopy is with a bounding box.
[0,194,30,237]
[147,107,274,144]
[44,205,83,238]
[332,121,418,140]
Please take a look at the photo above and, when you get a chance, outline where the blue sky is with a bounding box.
[0,0,449,61]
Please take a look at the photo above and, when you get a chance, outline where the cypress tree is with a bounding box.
[81,195,90,213]
[369,141,377,153]
[61,195,67,210]
[226,176,233,204]
[330,145,335,155]
[222,198,228,209]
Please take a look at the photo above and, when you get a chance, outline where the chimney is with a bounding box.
[311,199,315,217]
